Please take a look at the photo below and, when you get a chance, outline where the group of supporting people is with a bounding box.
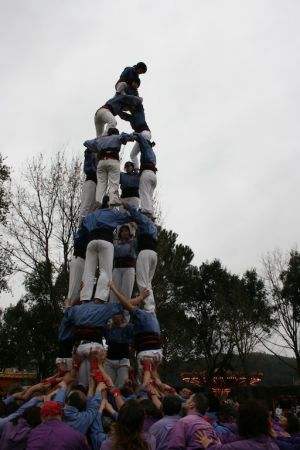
[57,61,162,392]
[1,372,300,450]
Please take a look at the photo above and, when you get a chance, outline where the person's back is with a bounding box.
[202,436,279,450]
[26,419,87,450]
[0,418,30,450]
[149,395,181,450]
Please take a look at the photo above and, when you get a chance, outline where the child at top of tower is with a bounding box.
[115,62,147,93]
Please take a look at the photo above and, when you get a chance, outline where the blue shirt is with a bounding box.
[58,302,123,342]
[83,208,130,233]
[119,66,140,84]
[127,205,157,240]
[104,92,141,116]
[116,84,139,97]
[121,103,150,132]
[105,324,134,344]
[133,132,156,165]
[83,149,97,176]
[113,239,137,260]
[131,308,160,335]
[120,172,140,191]
[73,227,89,255]
[84,133,134,153]
[65,394,101,435]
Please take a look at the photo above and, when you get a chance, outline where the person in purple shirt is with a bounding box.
[168,392,218,450]
[195,400,280,450]
[26,401,88,450]
[149,394,182,450]
[101,399,155,450]
[0,406,41,450]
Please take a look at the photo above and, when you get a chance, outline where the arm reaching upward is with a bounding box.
[108,281,149,311]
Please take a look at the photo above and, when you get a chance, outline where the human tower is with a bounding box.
[56,62,165,389]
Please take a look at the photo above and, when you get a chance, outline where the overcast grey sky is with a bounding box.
[1,0,300,306]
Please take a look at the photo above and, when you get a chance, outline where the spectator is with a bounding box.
[149,394,181,450]
[26,401,88,450]
[196,400,280,450]
[168,392,218,450]
[100,399,155,450]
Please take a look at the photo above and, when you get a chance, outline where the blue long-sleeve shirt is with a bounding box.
[118,66,140,84]
[113,239,137,260]
[54,389,106,450]
[120,104,150,133]
[102,92,141,116]
[133,132,156,165]
[127,205,157,240]
[83,208,130,234]
[119,172,140,198]
[73,227,89,258]
[105,324,134,345]
[55,388,101,431]
[89,412,106,450]
[131,307,160,335]
[58,302,123,342]
[84,133,134,154]
[83,149,97,176]
[116,84,139,97]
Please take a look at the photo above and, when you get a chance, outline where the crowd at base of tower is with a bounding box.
[1,379,300,449]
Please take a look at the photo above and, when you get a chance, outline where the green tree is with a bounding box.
[0,154,12,293]
[0,152,83,376]
[5,152,83,307]
[0,264,65,376]
[153,228,196,362]
[263,250,300,378]
[227,269,274,376]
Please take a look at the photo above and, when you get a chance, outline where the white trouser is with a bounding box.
[109,267,135,303]
[136,249,157,312]
[80,240,114,301]
[130,130,152,169]
[96,159,120,205]
[119,196,140,214]
[79,180,96,223]
[76,342,105,387]
[94,108,117,137]
[124,196,140,210]
[139,170,157,215]
[137,349,163,374]
[104,358,130,387]
[67,256,85,304]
